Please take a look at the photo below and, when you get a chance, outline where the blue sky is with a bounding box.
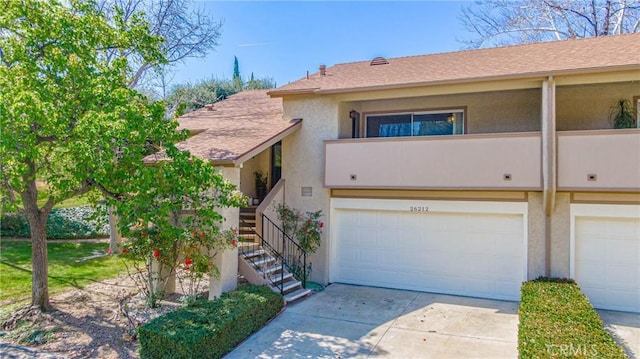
[170,1,473,88]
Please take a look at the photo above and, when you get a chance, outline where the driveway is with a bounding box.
[598,309,640,358]
[226,284,519,358]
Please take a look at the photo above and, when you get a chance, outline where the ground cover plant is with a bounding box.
[0,240,126,303]
[519,277,625,358]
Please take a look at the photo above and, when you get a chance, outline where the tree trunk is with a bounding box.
[28,215,50,310]
[108,206,121,254]
[21,178,52,311]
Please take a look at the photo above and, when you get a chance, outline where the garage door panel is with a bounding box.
[331,202,526,301]
[607,239,639,264]
[606,265,640,287]
[574,210,640,313]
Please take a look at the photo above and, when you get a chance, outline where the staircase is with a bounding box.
[238,208,312,303]
[239,207,258,243]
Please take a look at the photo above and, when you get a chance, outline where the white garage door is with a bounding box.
[572,204,640,313]
[330,199,527,301]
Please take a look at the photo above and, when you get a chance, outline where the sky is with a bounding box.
[169,1,474,89]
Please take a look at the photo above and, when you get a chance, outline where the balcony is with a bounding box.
[558,129,640,191]
[324,132,542,190]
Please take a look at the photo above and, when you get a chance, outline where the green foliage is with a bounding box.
[115,147,246,307]
[519,277,626,358]
[165,75,275,115]
[165,78,238,114]
[0,0,167,212]
[233,56,242,91]
[0,0,243,310]
[274,204,323,254]
[138,284,284,359]
[0,240,129,302]
[610,99,636,129]
[1,206,109,239]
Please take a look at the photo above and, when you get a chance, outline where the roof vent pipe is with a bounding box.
[319,64,326,76]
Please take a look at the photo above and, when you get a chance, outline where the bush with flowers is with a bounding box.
[111,149,246,308]
[274,203,323,282]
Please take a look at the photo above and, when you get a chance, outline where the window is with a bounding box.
[365,109,464,138]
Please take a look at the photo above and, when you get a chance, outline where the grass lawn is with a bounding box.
[0,240,129,304]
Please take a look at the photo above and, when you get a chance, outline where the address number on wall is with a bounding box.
[409,206,430,212]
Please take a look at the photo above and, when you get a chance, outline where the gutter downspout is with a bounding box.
[541,76,556,277]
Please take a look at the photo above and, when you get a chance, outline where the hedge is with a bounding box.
[519,277,626,358]
[0,206,109,239]
[138,284,284,359]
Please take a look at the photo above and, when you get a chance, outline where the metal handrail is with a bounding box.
[261,214,307,289]
[239,218,285,293]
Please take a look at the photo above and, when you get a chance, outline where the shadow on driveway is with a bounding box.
[225,284,519,358]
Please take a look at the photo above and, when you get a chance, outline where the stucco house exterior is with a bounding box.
[174,33,640,312]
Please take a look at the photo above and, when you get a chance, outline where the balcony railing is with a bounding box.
[557,129,640,191]
[324,132,542,190]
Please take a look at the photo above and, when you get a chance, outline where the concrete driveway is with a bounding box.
[226,284,519,358]
[598,310,640,358]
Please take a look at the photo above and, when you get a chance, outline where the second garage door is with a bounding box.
[330,199,527,301]
[572,204,640,313]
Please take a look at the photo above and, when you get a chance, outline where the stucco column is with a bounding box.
[541,76,557,277]
[209,166,240,299]
[151,259,176,295]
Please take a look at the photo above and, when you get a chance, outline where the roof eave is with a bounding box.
[268,88,319,97]
[233,119,303,165]
[270,64,640,97]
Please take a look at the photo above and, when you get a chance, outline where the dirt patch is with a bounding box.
[1,273,237,358]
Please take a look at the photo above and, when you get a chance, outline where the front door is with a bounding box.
[271,141,282,186]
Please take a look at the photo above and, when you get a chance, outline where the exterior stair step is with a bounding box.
[267,272,294,285]
[241,249,265,258]
[250,255,275,267]
[259,264,283,275]
[283,288,312,303]
[280,280,302,293]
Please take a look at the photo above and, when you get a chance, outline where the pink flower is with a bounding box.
[185,257,192,266]
[231,239,237,247]
[106,247,112,255]
[153,249,160,259]
[319,222,324,228]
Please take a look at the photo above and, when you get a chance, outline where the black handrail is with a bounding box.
[239,217,286,293]
[261,214,307,289]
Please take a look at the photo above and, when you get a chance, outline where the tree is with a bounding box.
[0,0,237,311]
[233,56,242,91]
[165,75,275,115]
[97,0,223,89]
[459,0,640,48]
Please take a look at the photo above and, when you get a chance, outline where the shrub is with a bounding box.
[138,284,283,359]
[519,277,626,358]
[0,206,109,239]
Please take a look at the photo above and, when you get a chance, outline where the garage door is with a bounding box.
[572,204,640,313]
[330,199,527,301]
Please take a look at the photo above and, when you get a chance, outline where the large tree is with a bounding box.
[0,0,233,311]
[460,0,640,48]
[97,0,223,90]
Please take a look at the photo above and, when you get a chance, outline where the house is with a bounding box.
[173,33,640,312]
[144,90,301,298]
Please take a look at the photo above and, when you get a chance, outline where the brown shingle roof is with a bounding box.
[145,90,299,164]
[270,33,640,96]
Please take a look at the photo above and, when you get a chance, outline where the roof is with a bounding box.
[270,33,640,96]
[145,90,299,165]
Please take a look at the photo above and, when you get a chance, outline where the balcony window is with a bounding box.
[366,110,464,138]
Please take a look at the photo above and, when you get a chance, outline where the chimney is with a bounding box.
[319,64,326,76]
